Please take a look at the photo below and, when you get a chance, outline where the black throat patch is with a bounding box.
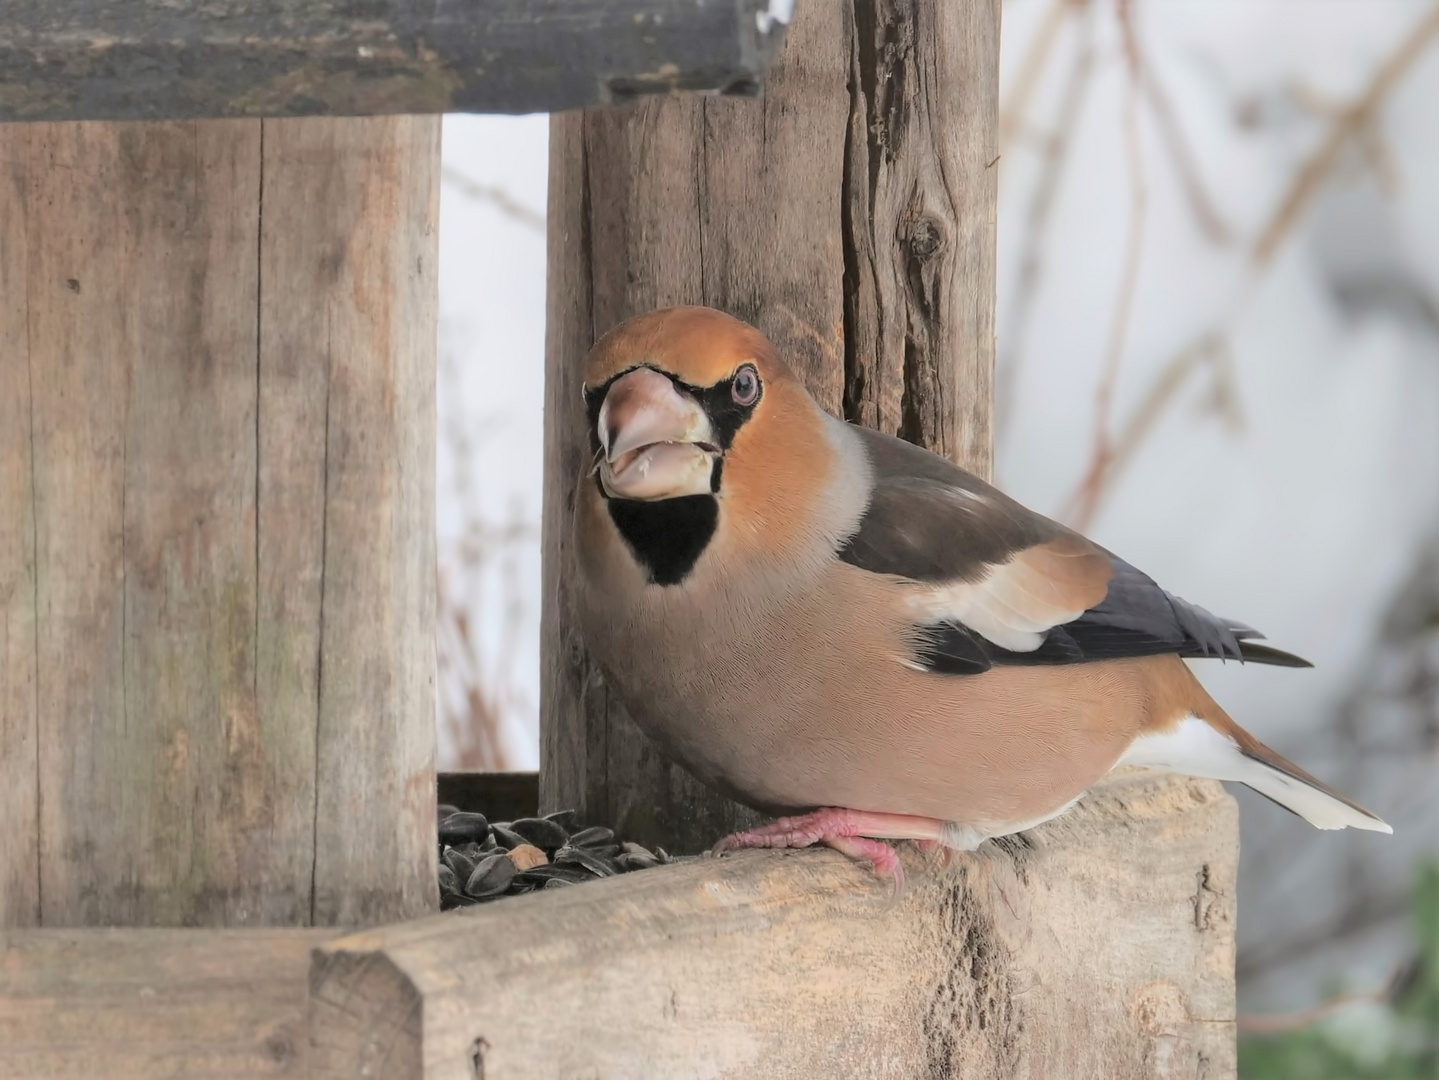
[605,491,719,586]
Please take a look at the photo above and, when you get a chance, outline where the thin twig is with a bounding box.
[998,0,1081,149]
[1060,332,1229,523]
[441,165,546,231]
[995,4,1098,441]
[1252,2,1439,266]
[1054,3,1439,523]
[1138,55,1232,244]
[1066,0,1148,531]
[1238,957,1417,1034]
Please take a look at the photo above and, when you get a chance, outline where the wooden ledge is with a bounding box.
[0,0,789,122]
[313,772,1238,1079]
[0,774,1235,1079]
[0,927,338,1078]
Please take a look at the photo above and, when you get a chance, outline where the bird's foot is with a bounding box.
[712,807,950,898]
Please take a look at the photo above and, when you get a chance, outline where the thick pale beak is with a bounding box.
[596,367,719,501]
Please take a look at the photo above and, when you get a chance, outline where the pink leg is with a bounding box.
[823,835,907,899]
[712,807,948,890]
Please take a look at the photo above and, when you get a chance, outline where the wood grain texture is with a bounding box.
[541,0,998,853]
[312,773,1238,1080]
[0,927,337,1078]
[0,131,39,927]
[260,117,441,928]
[0,118,438,928]
[844,0,1000,478]
[0,0,787,122]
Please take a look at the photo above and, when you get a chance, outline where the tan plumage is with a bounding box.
[573,306,1390,875]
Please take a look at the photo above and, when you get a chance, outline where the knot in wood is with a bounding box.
[263,1033,293,1064]
[906,215,945,261]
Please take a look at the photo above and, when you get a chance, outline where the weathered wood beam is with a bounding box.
[0,0,792,122]
[0,116,439,929]
[309,774,1238,1079]
[0,927,338,1078]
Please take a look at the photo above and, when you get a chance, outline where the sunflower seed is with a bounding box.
[554,846,616,877]
[466,852,517,898]
[438,811,490,845]
[442,847,476,883]
[569,826,616,849]
[517,864,591,885]
[438,864,458,892]
[508,843,548,871]
[491,824,525,850]
[543,809,580,832]
[508,817,570,851]
[617,851,660,871]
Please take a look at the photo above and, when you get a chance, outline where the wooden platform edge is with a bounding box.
[314,772,1239,1080]
[0,0,789,122]
[0,927,341,1078]
[0,774,1237,1080]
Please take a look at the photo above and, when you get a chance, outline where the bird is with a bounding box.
[571,305,1391,882]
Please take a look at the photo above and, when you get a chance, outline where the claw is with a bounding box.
[713,806,949,898]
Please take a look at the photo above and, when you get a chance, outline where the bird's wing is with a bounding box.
[839,425,1311,675]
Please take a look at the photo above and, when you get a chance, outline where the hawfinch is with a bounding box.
[573,306,1390,879]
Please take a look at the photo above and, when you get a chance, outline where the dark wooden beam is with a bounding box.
[0,0,792,123]
[436,772,540,821]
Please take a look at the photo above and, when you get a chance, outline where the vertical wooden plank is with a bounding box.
[0,128,40,928]
[19,122,265,927]
[260,117,440,927]
[844,0,1000,477]
[541,0,993,854]
[2,116,439,930]
[538,112,597,823]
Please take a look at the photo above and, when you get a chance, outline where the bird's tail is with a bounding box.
[1117,704,1392,834]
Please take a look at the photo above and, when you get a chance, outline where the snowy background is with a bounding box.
[434,0,1439,1015]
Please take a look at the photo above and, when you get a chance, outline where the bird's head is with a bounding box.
[582,306,801,502]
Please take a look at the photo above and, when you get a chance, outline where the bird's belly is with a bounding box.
[590,594,1147,827]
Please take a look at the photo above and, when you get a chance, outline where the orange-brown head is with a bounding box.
[580,306,847,585]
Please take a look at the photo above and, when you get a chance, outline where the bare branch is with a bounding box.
[995,5,1098,440]
[1137,52,1232,244]
[998,0,1084,149]
[1238,957,1418,1034]
[441,165,546,231]
[1065,0,1149,531]
[1252,2,1439,267]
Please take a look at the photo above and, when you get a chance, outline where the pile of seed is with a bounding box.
[437,806,673,909]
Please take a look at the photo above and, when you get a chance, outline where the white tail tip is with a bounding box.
[1116,716,1392,834]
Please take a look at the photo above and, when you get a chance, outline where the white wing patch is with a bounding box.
[905,542,1109,653]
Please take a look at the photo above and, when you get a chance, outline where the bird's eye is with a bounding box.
[731,365,761,406]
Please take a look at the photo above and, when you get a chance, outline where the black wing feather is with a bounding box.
[842,426,1313,675]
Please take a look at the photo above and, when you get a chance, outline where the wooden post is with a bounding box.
[541,0,999,852]
[0,116,438,929]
